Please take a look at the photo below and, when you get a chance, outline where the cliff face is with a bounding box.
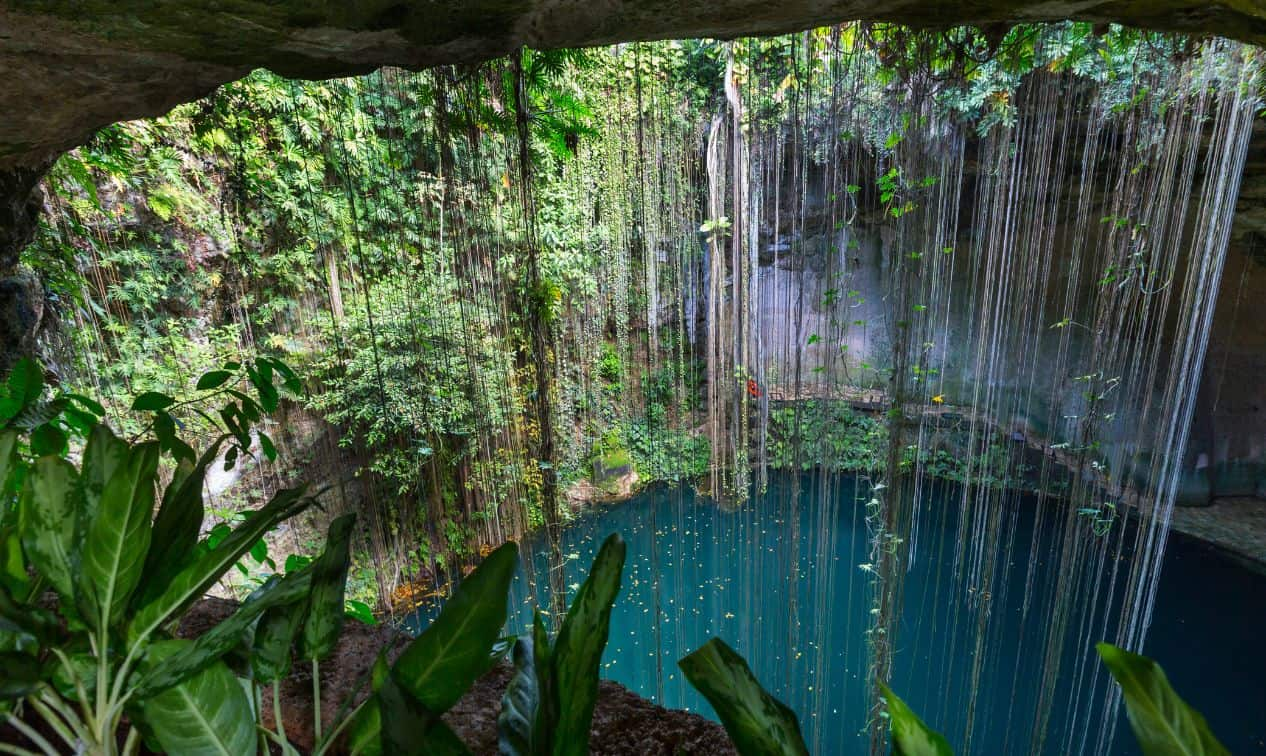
[743,118,1266,507]
[3,1,1266,503]
[0,164,49,373]
[3,1,1266,174]
[1189,120,1266,503]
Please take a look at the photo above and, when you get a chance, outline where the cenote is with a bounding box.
[407,473,1266,754]
[9,9,1266,755]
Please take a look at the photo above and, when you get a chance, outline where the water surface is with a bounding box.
[412,473,1266,753]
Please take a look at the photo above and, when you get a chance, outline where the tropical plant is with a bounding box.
[678,637,809,755]
[1096,642,1229,756]
[878,682,953,756]
[0,394,321,754]
[338,540,518,755]
[251,514,359,755]
[0,358,532,756]
[678,640,1228,756]
[870,643,1228,756]
[498,532,627,756]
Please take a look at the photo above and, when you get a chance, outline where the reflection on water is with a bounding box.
[408,473,1266,754]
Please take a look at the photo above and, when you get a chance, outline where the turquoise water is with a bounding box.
[411,473,1266,753]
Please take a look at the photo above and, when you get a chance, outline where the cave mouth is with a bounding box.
[4,17,1266,756]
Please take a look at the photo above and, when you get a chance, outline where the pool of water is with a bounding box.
[410,473,1266,753]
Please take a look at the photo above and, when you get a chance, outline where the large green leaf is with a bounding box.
[4,398,64,434]
[498,621,552,756]
[137,643,256,756]
[346,701,383,756]
[138,439,222,606]
[879,682,954,756]
[552,532,625,755]
[29,424,66,457]
[252,593,309,684]
[195,371,233,391]
[78,424,129,528]
[19,456,80,601]
[79,442,158,629]
[1097,642,1229,756]
[134,569,311,698]
[0,359,43,425]
[0,430,17,496]
[344,652,389,756]
[0,432,17,595]
[300,513,356,661]
[131,391,175,412]
[0,431,21,584]
[678,637,808,756]
[128,485,311,647]
[0,527,31,598]
[348,638,486,756]
[378,669,471,756]
[391,540,518,712]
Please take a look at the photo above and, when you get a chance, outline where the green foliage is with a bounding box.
[0,358,107,465]
[0,364,322,755]
[138,641,258,755]
[766,399,1032,490]
[678,637,809,756]
[625,418,711,483]
[768,400,885,473]
[499,533,626,756]
[79,440,159,630]
[675,642,1230,756]
[299,514,357,661]
[1097,643,1230,756]
[345,541,519,755]
[345,599,376,625]
[0,366,537,756]
[597,343,622,384]
[879,682,954,756]
[251,589,310,684]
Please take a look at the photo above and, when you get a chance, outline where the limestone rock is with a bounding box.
[3,1,1266,171]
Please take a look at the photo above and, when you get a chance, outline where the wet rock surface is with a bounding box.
[1171,497,1266,573]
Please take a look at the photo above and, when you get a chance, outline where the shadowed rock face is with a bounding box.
[3,0,1266,171]
[0,162,50,374]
